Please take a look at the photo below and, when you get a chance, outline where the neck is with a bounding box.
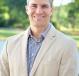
[30,25,48,39]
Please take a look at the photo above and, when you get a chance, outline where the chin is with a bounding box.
[34,23,46,28]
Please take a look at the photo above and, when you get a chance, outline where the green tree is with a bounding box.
[51,1,79,30]
[0,0,29,29]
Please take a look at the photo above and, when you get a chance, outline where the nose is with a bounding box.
[36,6,43,14]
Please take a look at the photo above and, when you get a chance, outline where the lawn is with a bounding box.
[0,28,23,40]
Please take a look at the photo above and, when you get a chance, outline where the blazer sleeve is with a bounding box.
[0,41,10,76]
[59,41,78,76]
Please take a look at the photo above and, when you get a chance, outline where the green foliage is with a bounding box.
[0,6,10,27]
[51,1,79,29]
[66,2,79,28]
[5,0,29,29]
[0,0,29,29]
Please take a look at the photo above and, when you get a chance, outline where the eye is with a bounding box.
[31,4,37,8]
[42,5,49,8]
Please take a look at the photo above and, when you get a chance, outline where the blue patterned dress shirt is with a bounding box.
[27,24,51,75]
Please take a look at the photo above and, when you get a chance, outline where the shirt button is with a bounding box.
[32,53,34,57]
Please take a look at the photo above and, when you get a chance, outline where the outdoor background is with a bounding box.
[0,0,79,48]
[0,0,79,74]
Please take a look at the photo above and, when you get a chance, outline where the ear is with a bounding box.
[25,5,29,15]
[50,8,53,16]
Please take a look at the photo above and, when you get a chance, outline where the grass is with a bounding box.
[0,28,23,40]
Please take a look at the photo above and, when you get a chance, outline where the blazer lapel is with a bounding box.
[21,28,30,76]
[30,25,57,76]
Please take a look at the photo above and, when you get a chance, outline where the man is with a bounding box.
[0,0,78,76]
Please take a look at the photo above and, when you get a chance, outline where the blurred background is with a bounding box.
[0,0,79,48]
[0,0,79,74]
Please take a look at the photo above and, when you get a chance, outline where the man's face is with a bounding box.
[26,0,52,27]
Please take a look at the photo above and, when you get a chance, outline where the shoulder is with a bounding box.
[48,24,77,49]
[55,30,78,55]
[50,24,76,47]
[56,30,76,46]
[6,31,24,43]
[6,27,29,44]
[2,29,28,50]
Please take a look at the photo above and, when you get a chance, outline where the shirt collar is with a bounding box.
[41,23,51,38]
[28,23,51,42]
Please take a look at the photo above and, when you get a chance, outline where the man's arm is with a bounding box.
[0,41,10,76]
[59,41,78,76]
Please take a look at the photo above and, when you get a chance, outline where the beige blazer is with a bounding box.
[0,25,78,76]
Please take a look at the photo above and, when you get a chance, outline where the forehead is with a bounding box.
[28,0,50,5]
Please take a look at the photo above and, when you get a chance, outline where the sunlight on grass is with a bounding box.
[0,28,23,40]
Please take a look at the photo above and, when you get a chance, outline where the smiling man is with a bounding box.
[0,0,78,76]
[26,0,53,39]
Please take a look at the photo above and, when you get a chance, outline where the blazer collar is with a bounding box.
[21,27,30,76]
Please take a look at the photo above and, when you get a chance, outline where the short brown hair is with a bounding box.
[26,0,53,7]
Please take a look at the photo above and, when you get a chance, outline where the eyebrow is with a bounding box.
[30,3,50,6]
[31,4,37,6]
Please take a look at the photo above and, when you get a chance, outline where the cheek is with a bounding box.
[27,9,31,15]
[46,12,52,17]
[45,9,52,16]
[26,7,33,15]
[49,10,52,16]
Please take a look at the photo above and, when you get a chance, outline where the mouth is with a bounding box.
[33,16,45,21]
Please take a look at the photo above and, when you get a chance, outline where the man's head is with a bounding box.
[25,0,53,28]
